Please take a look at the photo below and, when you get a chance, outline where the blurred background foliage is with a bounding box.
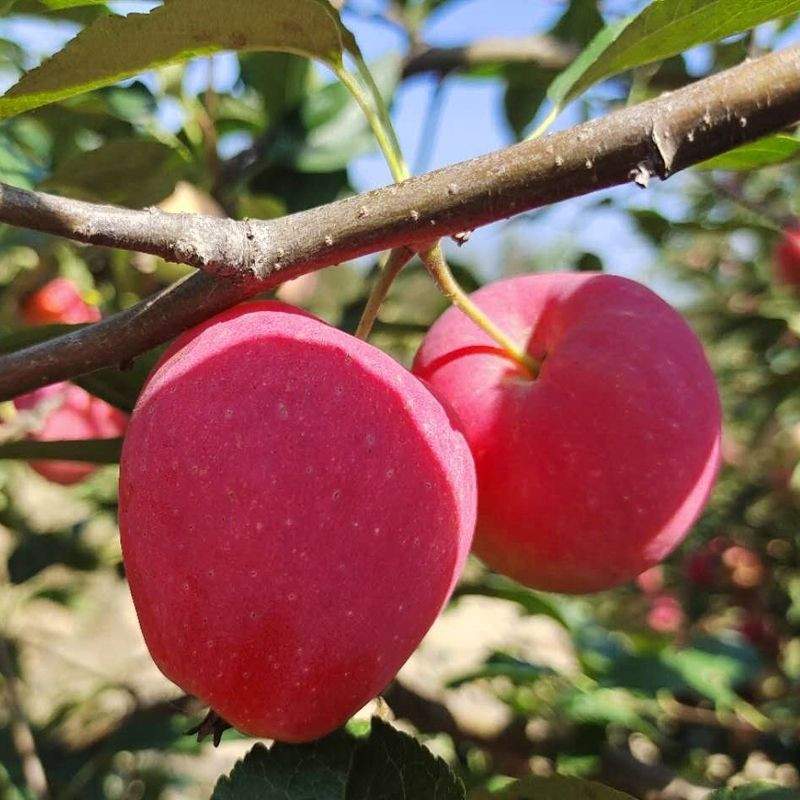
[0,1,799,798]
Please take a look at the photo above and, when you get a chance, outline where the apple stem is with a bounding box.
[418,243,540,378]
[355,246,415,340]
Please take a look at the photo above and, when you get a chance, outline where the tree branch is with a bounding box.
[402,35,577,78]
[0,45,798,400]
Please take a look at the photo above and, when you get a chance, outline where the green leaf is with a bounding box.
[0,0,359,118]
[558,687,660,737]
[471,774,636,799]
[42,138,188,207]
[6,0,110,24]
[239,51,311,124]
[696,134,800,170]
[708,785,800,800]
[348,717,464,800]
[547,0,800,109]
[0,437,123,463]
[212,718,464,800]
[664,635,761,707]
[74,345,162,413]
[455,573,580,631]
[552,0,606,47]
[38,0,108,7]
[8,531,99,583]
[447,653,557,689]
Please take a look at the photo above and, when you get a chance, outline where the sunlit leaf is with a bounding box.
[212,718,464,799]
[0,0,358,118]
[697,134,800,170]
[548,0,800,109]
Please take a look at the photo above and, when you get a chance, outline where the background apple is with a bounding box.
[413,273,722,594]
[13,278,125,485]
[22,277,101,325]
[13,382,127,485]
[119,301,477,742]
[773,225,800,287]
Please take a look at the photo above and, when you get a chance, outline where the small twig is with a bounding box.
[0,635,50,800]
[402,35,577,78]
[355,245,415,340]
[418,241,538,376]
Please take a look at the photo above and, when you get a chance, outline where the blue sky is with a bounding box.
[1,1,798,298]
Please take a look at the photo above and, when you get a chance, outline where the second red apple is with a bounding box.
[413,273,721,594]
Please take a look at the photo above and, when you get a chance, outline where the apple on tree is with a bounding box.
[413,272,722,594]
[773,224,800,287]
[22,276,101,325]
[13,278,126,485]
[118,301,477,743]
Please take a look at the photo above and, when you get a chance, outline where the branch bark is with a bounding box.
[402,35,577,78]
[0,45,798,400]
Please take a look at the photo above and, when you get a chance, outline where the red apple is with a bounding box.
[14,277,124,485]
[22,278,100,325]
[774,225,800,287]
[119,301,476,742]
[413,273,721,594]
[13,383,127,485]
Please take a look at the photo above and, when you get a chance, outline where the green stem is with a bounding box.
[352,54,409,179]
[334,65,409,183]
[526,104,560,141]
[418,243,539,378]
[355,246,415,340]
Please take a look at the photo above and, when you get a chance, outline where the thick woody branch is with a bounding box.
[0,45,798,399]
[402,35,577,78]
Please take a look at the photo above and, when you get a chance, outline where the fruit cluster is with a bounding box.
[12,279,127,485]
[117,271,722,741]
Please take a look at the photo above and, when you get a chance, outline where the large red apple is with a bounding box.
[119,301,476,742]
[13,383,127,485]
[413,273,721,594]
[773,225,800,287]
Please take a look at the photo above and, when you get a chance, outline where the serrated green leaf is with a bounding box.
[548,0,800,109]
[697,134,800,170]
[213,735,354,799]
[708,784,800,800]
[470,774,636,799]
[212,719,464,800]
[348,718,464,800]
[0,437,123,462]
[42,138,187,207]
[0,0,359,118]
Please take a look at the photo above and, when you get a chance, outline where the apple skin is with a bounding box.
[413,273,721,594]
[22,278,101,325]
[774,225,800,287]
[119,301,476,742]
[13,383,127,485]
